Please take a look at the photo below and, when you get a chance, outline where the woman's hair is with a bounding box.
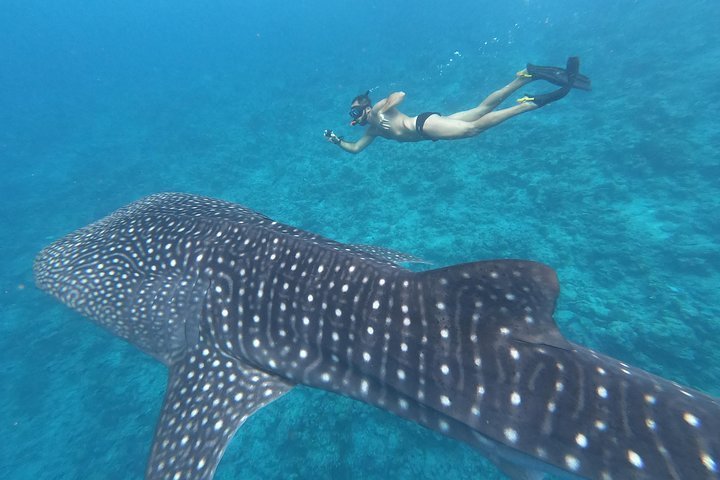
[351,90,371,107]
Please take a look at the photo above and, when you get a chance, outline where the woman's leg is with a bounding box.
[421,101,537,140]
[447,72,532,122]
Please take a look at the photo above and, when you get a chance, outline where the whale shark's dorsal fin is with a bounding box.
[418,259,570,350]
[147,338,292,480]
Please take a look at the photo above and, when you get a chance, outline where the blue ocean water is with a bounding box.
[2,0,719,478]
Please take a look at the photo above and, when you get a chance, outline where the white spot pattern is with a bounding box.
[33,193,720,480]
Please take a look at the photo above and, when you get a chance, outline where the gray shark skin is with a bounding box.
[34,193,719,480]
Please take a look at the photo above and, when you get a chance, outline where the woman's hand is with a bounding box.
[324,129,342,145]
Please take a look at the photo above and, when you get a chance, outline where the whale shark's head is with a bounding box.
[35,219,121,320]
[34,197,211,364]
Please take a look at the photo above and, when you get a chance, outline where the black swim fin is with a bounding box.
[519,57,580,107]
[526,61,591,91]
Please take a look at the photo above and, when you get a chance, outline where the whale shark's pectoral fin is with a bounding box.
[146,349,293,480]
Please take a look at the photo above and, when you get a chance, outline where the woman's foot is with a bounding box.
[513,69,535,87]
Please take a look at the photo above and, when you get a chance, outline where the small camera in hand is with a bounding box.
[324,129,333,138]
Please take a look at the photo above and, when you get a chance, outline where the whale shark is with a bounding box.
[34,193,719,480]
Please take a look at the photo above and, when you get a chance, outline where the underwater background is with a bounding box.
[2,0,719,478]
